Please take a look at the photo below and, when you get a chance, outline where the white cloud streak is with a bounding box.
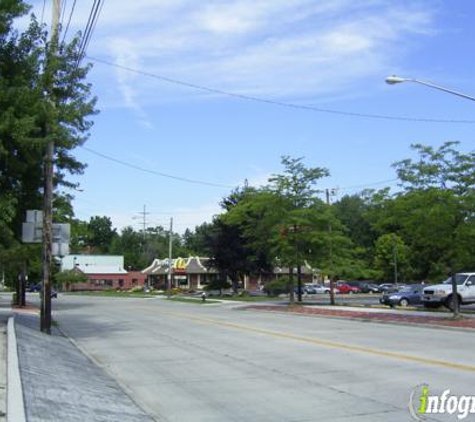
[28,1,437,109]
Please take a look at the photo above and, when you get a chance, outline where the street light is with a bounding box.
[386,74,473,318]
[385,75,475,102]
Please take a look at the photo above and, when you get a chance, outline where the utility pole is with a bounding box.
[41,0,61,334]
[136,204,150,241]
[167,217,173,298]
[393,238,398,285]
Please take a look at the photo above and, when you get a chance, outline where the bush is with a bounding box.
[167,287,182,296]
[128,286,144,293]
[264,277,290,296]
[204,279,232,292]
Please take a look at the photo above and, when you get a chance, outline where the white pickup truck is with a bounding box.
[422,272,475,309]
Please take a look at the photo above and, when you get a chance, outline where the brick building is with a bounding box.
[60,254,146,291]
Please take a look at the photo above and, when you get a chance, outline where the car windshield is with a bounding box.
[443,275,468,285]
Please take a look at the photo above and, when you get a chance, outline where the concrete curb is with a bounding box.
[7,317,26,422]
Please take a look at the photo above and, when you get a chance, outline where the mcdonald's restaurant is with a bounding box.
[142,257,319,292]
[142,257,220,291]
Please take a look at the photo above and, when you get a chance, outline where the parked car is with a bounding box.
[380,284,424,307]
[304,284,331,294]
[378,283,400,293]
[423,273,475,310]
[38,286,58,298]
[335,283,361,294]
[28,284,41,292]
[358,283,381,294]
[294,285,307,296]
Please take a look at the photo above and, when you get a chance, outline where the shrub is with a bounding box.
[264,277,290,296]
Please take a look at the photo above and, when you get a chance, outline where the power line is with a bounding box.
[61,0,77,44]
[81,146,235,188]
[86,56,475,124]
[40,0,46,26]
[82,0,104,58]
[338,178,399,191]
[81,146,402,193]
[60,0,67,28]
[77,1,104,67]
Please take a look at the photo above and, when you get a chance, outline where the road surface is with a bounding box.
[47,295,475,421]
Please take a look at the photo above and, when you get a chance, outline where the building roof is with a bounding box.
[142,257,214,275]
[61,255,124,271]
[78,265,128,275]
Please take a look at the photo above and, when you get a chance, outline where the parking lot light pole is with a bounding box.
[386,75,475,319]
[385,76,475,102]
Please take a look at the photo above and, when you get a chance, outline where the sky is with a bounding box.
[19,0,475,234]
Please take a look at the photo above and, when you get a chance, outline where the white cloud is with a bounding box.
[28,0,437,109]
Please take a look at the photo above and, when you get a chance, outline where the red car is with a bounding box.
[335,283,361,294]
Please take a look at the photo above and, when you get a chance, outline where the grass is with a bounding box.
[167,297,219,305]
[214,295,279,302]
[65,290,156,298]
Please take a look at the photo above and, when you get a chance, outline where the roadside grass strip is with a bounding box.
[245,305,475,330]
[167,297,219,305]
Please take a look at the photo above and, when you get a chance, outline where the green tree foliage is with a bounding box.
[333,194,376,254]
[374,233,410,282]
[110,226,144,269]
[86,216,117,253]
[391,142,475,280]
[0,1,97,284]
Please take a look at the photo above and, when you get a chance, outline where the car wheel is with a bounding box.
[399,298,409,307]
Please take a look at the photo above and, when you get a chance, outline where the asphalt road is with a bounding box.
[48,295,475,421]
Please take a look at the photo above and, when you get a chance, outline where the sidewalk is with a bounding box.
[244,303,475,330]
[6,306,154,422]
[0,313,8,422]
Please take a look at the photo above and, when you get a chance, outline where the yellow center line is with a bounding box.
[147,307,475,373]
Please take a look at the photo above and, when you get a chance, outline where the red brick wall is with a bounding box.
[67,271,147,291]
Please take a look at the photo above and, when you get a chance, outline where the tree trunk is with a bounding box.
[297,264,302,302]
[289,267,295,304]
[450,265,460,318]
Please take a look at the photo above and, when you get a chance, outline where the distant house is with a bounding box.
[142,257,320,291]
[60,254,146,291]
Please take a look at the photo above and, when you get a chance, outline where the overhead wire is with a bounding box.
[86,56,475,124]
[337,178,399,191]
[61,0,77,45]
[82,0,104,58]
[77,0,103,67]
[60,0,67,28]
[40,0,46,26]
[81,145,402,196]
[81,146,235,189]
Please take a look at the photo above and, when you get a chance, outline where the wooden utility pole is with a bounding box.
[167,218,173,298]
[41,0,61,334]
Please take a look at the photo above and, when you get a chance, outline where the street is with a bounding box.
[35,294,474,421]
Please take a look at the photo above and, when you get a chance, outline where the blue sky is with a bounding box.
[22,0,475,233]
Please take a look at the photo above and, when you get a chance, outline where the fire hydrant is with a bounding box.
[201,291,207,302]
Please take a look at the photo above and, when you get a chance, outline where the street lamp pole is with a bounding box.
[386,74,475,319]
[385,76,475,102]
